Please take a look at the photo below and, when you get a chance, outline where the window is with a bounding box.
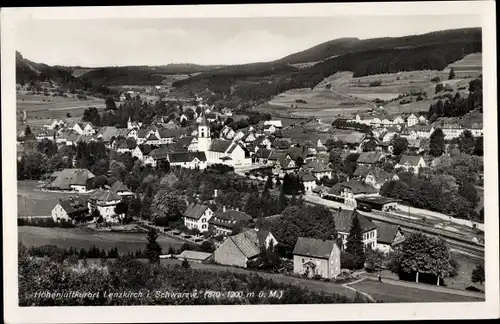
[202,224,207,229]
[302,258,305,263]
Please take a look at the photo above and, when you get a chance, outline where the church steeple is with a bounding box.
[197,113,211,152]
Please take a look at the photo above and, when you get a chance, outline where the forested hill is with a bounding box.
[275,28,481,65]
[172,27,482,103]
[16,51,79,86]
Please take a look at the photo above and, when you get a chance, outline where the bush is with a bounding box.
[369,80,382,87]
[465,286,482,292]
[341,251,357,270]
[295,99,307,104]
[431,76,441,83]
[18,217,75,228]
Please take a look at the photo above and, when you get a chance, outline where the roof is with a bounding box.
[353,165,390,183]
[227,229,270,259]
[293,237,336,259]
[356,195,401,206]
[357,151,384,164]
[304,159,331,173]
[90,189,122,202]
[57,196,89,214]
[183,203,209,220]
[373,222,402,245]
[49,169,95,189]
[116,138,137,149]
[149,146,170,159]
[209,210,253,229]
[312,185,330,193]
[110,180,130,193]
[209,140,233,153]
[264,120,282,128]
[343,132,366,145]
[398,155,423,167]
[333,209,377,233]
[301,173,316,182]
[168,151,207,163]
[159,128,185,139]
[146,133,160,141]
[255,148,273,159]
[176,250,212,261]
[97,126,120,142]
[330,179,379,195]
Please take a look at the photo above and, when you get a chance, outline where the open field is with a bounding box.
[260,53,482,119]
[17,181,92,217]
[18,226,186,254]
[16,93,105,128]
[350,280,484,303]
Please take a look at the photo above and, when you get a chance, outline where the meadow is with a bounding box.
[260,53,482,118]
[16,93,105,128]
[18,226,186,254]
[17,181,91,217]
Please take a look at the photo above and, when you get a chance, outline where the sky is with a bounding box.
[15,15,482,67]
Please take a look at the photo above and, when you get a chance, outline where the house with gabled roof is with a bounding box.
[51,196,89,222]
[183,203,214,233]
[352,165,392,189]
[110,180,135,198]
[395,155,426,174]
[72,122,95,136]
[269,152,297,176]
[293,237,341,279]
[89,189,123,223]
[46,168,95,193]
[356,151,385,166]
[328,179,379,208]
[213,228,278,268]
[303,159,332,180]
[209,207,253,236]
[254,148,274,165]
[168,151,207,170]
[300,172,317,192]
[220,125,236,140]
[372,221,406,253]
[333,209,378,250]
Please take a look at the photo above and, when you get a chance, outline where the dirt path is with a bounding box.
[359,274,485,299]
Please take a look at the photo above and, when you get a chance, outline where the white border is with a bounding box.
[2,2,498,323]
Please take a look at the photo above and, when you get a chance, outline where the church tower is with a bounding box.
[127,116,133,130]
[197,116,211,152]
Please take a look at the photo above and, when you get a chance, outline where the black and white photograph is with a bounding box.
[2,2,498,323]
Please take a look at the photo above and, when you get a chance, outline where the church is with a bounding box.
[192,118,252,168]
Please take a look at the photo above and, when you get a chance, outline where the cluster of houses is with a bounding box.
[50,175,135,224]
[178,203,406,279]
[348,113,483,141]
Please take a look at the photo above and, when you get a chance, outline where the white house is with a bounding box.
[89,189,123,223]
[382,131,397,143]
[51,196,89,222]
[301,173,317,192]
[168,152,208,170]
[441,123,465,140]
[183,203,214,233]
[395,155,427,174]
[264,120,283,129]
[334,209,378,250]
[263,124,276,134]
[392,116,405,125]
[72,122,95,136]
[406,114,419,127]
[418,115,428,124]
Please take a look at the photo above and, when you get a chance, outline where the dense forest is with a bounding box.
[173,28,482,103]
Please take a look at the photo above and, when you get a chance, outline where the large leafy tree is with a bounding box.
[458,182,480,209]
[362,138,378,152]
[390,136,409,156]
[345,214,366,269]
[429,128,446,157]
[150,189,187,225]
[398,232,453,285]
[267,205,339,258]
[328,150,343,171]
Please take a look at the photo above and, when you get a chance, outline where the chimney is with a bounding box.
[222,206,226,213]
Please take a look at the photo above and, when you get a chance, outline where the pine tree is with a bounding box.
[345,212,366,269]
[145,228,163,264]
[429,128,445,157]
[448,67,456,80]
[279,185,289,211]
[264,175,273,190]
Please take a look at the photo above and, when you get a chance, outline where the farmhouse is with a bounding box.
[183,203,214,233]
[51,196,89,222]
[406,114,419,127]
[293,237,341,279]
[168,151,207,170]
[301,172,317,192]
[334,209,378,250]
[356,151,385,166]
[213,228,278,268]
[209,208,253,236]
[46,168,95,193]
[89,189,123,223]
[303,159,332,180]
[72,122,95,136]
[395,155,426,174]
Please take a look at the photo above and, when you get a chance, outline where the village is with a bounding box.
[15,84,486,300]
